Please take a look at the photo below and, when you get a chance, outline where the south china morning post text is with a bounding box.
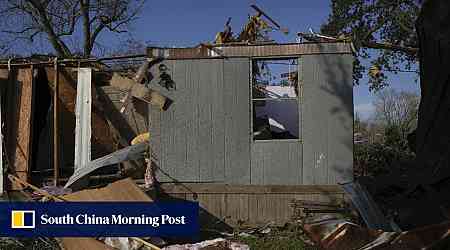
[0,202,199,237]
[40,213,186,227]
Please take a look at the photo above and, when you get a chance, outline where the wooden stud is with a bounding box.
[53,59,59,186]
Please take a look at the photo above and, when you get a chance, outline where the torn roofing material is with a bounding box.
[64,142,148,188]
[341,182,395,232]
[302,216,450,250]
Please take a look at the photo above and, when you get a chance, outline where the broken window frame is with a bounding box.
[250,57,301,142]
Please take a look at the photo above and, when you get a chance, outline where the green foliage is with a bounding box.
[321,0,421,90]
[235,225,319,250]
[384,125,408,150]
[354,89,419,177]
[237,236,312,250]
[354,141,415,177]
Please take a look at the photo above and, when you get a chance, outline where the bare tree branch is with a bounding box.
[0,0,146,57]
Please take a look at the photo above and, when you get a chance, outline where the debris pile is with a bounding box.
[214,5,288,44]
[0,52,252,249]
[162,238,249,250]
[301,216,450,250]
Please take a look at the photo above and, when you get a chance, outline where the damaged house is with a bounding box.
[0,41,354,226]
[145,42,354,226]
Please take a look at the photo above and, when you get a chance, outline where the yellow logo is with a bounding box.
[11,210,35,229]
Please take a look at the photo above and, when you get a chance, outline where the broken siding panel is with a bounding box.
[223,58,251,184]
[301,54,353,185]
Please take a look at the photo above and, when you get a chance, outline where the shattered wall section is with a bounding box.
[44,68,116,171]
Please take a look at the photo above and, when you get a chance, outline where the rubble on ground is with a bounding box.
[300,215,450,250]
[163,238,249,250]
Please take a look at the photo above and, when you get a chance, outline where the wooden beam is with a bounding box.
[0,90,2,195]
[53,59,59,186]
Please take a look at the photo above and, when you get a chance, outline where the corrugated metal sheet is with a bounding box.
[342,182,395,231]
[301,54,353,184]
[147,42,353,60]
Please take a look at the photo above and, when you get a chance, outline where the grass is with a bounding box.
[233,224,320,250]
[0,238,60,250]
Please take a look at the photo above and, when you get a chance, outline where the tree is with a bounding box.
[0,0,146,58]
[373,88,419,146]
[321,0,421,90]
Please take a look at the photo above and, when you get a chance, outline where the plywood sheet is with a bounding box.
[63,178,152,201]
[61,178,151,250]
[6,68,34,189]
[61,238,114,250]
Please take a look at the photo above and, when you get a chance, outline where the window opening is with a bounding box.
[252,58,299,140]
